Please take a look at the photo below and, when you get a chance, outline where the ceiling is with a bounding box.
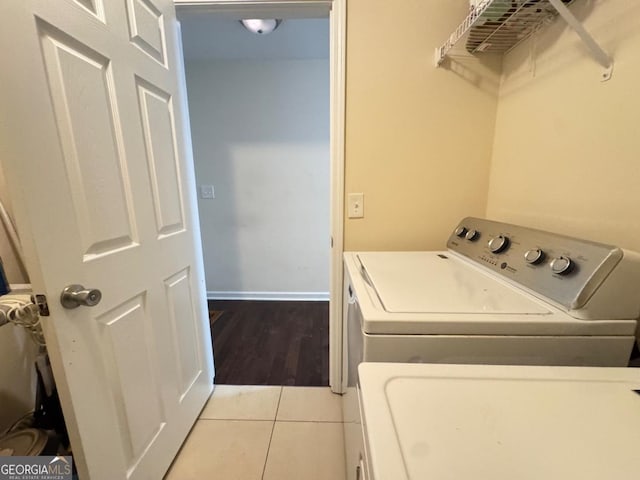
[178,16,330,61]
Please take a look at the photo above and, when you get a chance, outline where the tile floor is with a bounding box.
[165,386,346,480]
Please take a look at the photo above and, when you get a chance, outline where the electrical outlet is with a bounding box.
[200,185,215,199]
[348,193,364,218]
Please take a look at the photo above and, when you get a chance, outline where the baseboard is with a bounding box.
[207,291,330,302]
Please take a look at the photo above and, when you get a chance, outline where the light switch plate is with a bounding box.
[200,185,215,199]
[348,193,364,218]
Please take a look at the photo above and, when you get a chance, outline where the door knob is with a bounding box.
[60,284,102,309]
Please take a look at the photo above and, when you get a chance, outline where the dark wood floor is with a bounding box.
[208,300,329,386]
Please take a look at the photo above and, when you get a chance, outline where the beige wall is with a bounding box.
[0,166,28,283]
[0,166,36,432]
[344,0,501,251]
[487,0,640,252]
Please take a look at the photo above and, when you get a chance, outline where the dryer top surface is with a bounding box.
[357,252,548,315]
[359,363,640,480]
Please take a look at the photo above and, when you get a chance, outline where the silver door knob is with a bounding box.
[60,284,102,309]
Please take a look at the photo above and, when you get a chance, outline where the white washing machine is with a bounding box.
[357,363,640,480]
[342,217,640,480]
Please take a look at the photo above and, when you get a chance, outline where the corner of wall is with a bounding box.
[485,0,640,251]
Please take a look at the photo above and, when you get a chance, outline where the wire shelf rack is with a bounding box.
[467,0,575,54]
[435,0,613,81]
[436,0,575,64]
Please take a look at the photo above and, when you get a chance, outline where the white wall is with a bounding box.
[0,165,35,432]
[0,167,28,284]
[185,58,330,299]
[487,0,640,253]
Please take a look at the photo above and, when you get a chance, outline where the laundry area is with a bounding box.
[0,0,639,479]
[342,217,640,480]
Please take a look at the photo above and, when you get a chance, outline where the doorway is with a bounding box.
[175,0,346,391]
[179,14,330,386]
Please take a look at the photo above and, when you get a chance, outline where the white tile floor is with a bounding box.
[165,386,346,480]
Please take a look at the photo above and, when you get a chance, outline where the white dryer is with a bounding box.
[341,217,640,480]
[357,363,640,480]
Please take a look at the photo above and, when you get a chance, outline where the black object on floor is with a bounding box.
[209,300,329,386]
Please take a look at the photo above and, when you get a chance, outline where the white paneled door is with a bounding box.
[0,1,213,479]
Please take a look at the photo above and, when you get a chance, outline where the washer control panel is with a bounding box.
[446,217,624,312]
[524,248,545,265]
[465,229,480,242]
[488,235,510,254]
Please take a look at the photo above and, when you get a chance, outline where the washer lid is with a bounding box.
[357,252,549,314]
[359,363,640,480]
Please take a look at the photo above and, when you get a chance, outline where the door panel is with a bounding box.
[0,1,213,478]
[73,0,104,20]
[136,78,186,237]
[165,268,202,399]
[96,295,165,467]
[38,22,139,259]
[126,0,167,65]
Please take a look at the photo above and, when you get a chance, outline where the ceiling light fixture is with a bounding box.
[240,19,282,35]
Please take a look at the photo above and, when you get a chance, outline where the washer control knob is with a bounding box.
[454,226,468,237]
[550,256,574,275]
[524,248,545,265]
[488,235,510,254]
[465,229,480,241]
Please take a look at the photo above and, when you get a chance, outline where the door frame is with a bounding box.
[174,0,346,392]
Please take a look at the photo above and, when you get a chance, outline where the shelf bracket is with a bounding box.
[547,0,613,81]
